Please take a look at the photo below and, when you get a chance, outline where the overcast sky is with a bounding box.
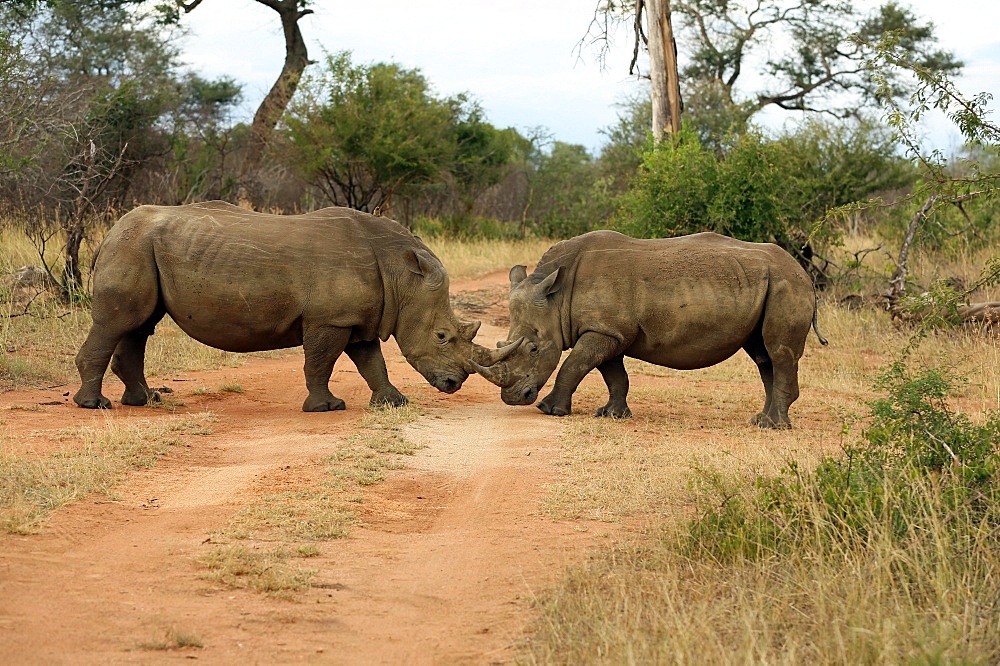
[178,0,1000,156]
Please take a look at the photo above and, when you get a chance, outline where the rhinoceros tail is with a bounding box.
[812,303,828,346]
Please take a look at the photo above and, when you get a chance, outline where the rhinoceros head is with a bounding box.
[392,249,501,394]
[471,265,564,405]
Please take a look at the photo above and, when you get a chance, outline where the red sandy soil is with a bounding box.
[0,273,624,665]
[0,271,840,664]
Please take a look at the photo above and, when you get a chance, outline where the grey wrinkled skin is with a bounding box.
[476,231,827,429]
[74,201,493,412]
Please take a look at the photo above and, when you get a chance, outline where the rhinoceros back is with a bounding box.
[530,231,813,370]
[92,203,405,353]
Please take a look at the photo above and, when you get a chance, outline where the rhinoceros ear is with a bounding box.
[406,250,446,289]
[509,265,528,288]
[535,268,562,299]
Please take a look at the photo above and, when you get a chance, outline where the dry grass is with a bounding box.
[0,412,216,534]
[199,404,425,595]
[198,544,315,597]
[131,627,205,651]
[426,236,555,281]
[526,501,1000,664]
[522,275,1000,663]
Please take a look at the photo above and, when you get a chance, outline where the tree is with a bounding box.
[642,0,682,141]
[588,1,961,140]
[280,51,462,214]
[860,32,1000,320]
[529,141,613,237]
[677,1,961,121]
[168,0,313,203]
[169,73,244,201]
[448,105,520,219]
[0,1,185,297]
[0,1,245,297]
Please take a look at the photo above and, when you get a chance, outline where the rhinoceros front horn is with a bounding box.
[469,358,513,387]
[469,337,523,387]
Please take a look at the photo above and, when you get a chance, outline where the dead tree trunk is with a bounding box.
[645,0,681,141]
[885,194,938,313]
[885,192,998,327]
[239,0,313,203]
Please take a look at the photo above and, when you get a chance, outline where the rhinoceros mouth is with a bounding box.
[501,384,538,406]
[430,374,465,394]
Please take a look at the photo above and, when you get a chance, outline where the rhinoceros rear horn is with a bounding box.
[459,320,481,342]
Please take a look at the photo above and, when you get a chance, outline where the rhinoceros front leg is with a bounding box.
[345,339,408,408]
[537,332,623,417]
[594,355,631,418]
[301,326,352,412]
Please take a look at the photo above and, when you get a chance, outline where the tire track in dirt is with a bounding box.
[302,402,596,664]
[1,313,617,663]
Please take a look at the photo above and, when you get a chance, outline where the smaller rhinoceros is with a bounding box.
[472,231,827,428]
[74,202,518,412]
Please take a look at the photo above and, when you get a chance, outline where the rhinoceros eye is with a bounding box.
[528,342,539,355]
[436,330,448,343]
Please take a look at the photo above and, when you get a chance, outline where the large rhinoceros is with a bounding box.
[472,231,827,428]
[74,201,516,412]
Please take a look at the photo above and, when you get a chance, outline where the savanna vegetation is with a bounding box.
[2,0,999,662]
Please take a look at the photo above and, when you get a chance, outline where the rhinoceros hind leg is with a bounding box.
[74,325,122,410]
[595,356,631,418]
[75,394,113,409]
[595,404,631,418]
[370,391,408,408]
[345,339,408,408]
[744,335,777,428]
[753,412,792,429]
[111,307,166,407]
[121,389,160,407]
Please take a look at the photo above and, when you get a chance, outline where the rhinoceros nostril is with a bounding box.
[522,387,538,404]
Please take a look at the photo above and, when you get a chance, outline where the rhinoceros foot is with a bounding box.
[752,412,792,429]
[74,393,112,410]
[537,395,571,417]
[303,395,347,412]
[370,389,408,408]
[121,388,160,407]
[595,403,631,419]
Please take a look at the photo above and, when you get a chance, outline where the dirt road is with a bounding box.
[0,274,620,664]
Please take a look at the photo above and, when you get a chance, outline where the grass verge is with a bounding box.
[199,404,425,596]
[0,412,216,534]
[522,349,1000,664]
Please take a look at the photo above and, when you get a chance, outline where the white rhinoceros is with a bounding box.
[473,230,827,428]
[74,201,516,412]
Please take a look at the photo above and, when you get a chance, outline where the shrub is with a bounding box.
[686,362,1000,562]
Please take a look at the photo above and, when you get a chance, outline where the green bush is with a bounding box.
[685,362,1000,563]
[612,126,718,239]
